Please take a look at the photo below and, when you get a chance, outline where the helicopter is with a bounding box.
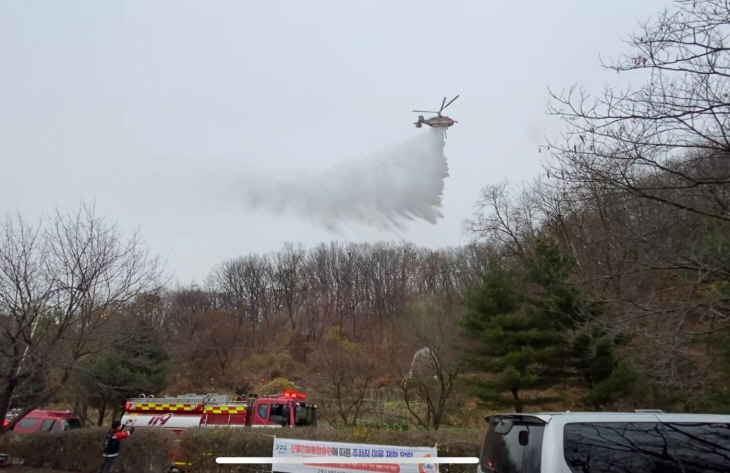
[413,95,459,132]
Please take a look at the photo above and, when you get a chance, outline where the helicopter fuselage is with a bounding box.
[414,115,457,128]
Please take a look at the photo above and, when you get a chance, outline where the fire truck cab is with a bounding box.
[121,390,316,433]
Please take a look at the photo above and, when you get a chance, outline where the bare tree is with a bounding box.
[303,242,365,339]
[360,242,414,340]
[273,243,308,331]
[300,243,335,342]
[160,285,256,392]
[0,214,55,432]
[211,254,276,347]
[0,203,163,434]
[397,296,462,430]
[463,181,544,260]
[546,0,730,222]
[308,327,376,426]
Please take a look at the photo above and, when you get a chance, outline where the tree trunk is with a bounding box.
[512,388,522,413]
[97,402,106,426]
[0,372,19,436]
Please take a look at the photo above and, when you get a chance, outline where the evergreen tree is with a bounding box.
[695,284,730,414]
[461,239,636,412]
[460,261,564,412]
[525,237,635,409]
[80,316,169,424]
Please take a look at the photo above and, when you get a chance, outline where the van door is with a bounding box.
[479,416,546,473]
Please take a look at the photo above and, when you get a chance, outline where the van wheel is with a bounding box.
[170,468,182,473]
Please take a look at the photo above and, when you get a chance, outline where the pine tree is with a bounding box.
[461,239,636,412]
[526,237,635,409]
[80,316,169,424]
[460,261,564,412]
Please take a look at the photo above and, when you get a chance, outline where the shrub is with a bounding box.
[254,377,299,396]
[178,429,275,471]
[0,427,482,473]
[0,427,175,473]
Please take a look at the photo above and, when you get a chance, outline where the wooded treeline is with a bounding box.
[137,240,489,389]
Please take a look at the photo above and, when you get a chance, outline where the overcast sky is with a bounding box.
[1,0,670,284]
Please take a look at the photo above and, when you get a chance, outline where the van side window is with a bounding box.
[40,419,56,432]
[564,422,730,472]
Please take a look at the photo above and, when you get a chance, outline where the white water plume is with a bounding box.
[240,128,449,231]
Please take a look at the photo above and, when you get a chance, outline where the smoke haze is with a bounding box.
[239,128,449,231]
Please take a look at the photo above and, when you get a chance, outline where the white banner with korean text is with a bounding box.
[272,438,438,473]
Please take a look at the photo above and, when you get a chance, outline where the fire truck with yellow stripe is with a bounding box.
[121,390,317,433]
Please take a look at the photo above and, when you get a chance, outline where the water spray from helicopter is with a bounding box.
[238,96,459,232]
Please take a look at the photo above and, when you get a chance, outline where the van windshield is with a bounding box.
[564,422,730,473]
[480,418,545,473]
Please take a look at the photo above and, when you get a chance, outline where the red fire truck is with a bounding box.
[121,390,317,433]
[122,390,316,472]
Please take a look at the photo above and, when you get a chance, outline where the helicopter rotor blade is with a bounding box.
[443,95,460,110]
[439,97,447,112]
[412,110,439,113]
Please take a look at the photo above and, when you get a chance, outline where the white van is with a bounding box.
[477,411,730,472]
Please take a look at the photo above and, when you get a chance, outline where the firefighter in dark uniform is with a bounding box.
[99,419,135,473]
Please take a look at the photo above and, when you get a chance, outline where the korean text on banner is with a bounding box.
[272,438,438,473]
